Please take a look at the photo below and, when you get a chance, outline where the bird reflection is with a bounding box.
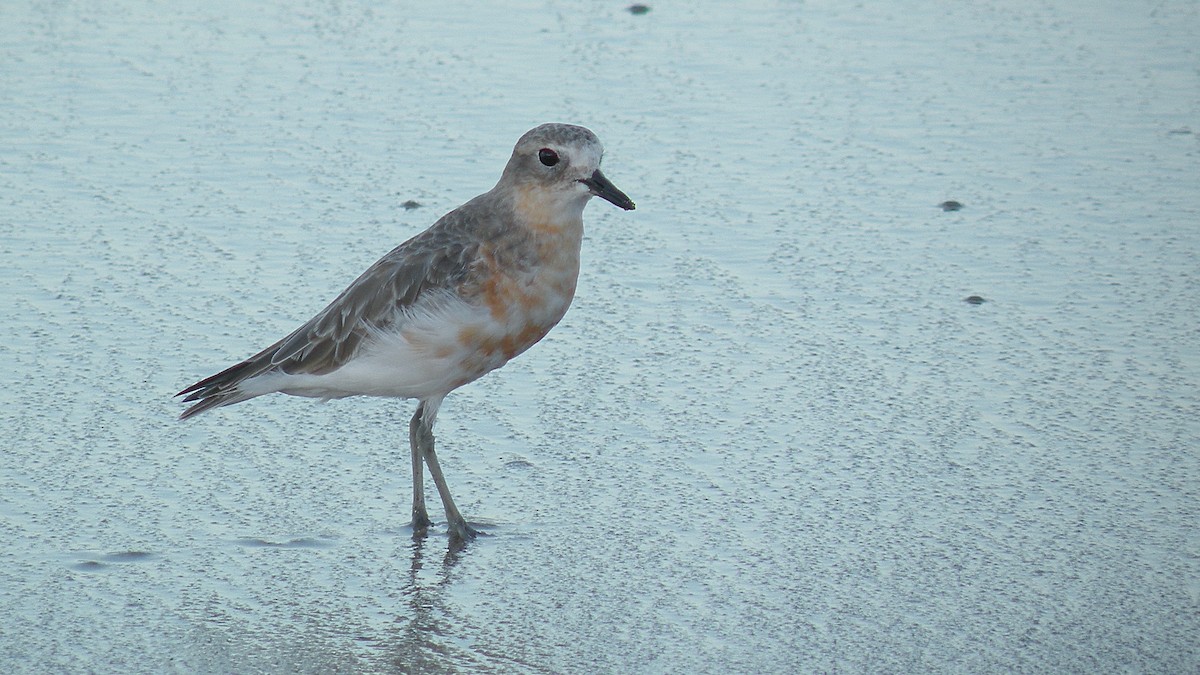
[376,532,481,671]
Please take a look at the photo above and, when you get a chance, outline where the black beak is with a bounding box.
[582,169,636,210]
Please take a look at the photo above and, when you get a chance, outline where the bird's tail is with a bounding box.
[176,359,260,420]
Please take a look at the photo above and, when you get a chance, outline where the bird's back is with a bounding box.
[178,188,582,417]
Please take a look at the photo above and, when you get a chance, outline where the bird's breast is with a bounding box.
[450,224,582,378]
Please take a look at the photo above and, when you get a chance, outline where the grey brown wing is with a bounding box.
[271,229,477,375]
[177,221,479,413]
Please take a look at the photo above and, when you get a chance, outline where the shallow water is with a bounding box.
[2,0,1198,672]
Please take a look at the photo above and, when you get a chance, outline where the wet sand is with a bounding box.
[2,1,1197,671]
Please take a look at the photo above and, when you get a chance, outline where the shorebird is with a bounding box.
[177,123,635,541]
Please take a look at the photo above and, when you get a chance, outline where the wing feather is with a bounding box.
[177,203,487,417]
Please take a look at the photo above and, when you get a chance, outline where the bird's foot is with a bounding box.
[411,510,433,535]
[447,518,482,543]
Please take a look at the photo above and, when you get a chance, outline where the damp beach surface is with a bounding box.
[2,1,1198,672]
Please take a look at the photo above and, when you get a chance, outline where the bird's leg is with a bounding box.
[409,404,432,532]
[413,410,478,541]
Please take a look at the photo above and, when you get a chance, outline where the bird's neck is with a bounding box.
[511,184,587,238]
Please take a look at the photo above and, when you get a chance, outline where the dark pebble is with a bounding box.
[940,200,963,211]
[964,295,986,305]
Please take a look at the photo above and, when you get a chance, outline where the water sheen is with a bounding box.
[2,1,1197,672]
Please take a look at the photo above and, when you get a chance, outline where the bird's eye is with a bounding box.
[538,148,559,167]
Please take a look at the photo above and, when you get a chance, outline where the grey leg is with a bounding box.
[411,404,478,541]
[409,404,432,531]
